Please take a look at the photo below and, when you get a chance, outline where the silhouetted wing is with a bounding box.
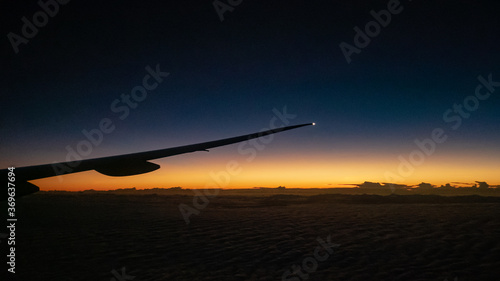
[1,123,314,199]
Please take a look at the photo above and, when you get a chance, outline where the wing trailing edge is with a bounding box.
[1,123,314,200]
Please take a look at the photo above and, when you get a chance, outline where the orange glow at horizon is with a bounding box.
[30,150,500,191]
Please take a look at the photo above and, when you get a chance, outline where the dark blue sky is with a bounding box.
[2,0,499,188]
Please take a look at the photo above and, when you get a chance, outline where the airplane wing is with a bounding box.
[2,123,314,200]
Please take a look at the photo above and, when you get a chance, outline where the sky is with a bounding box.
[1,0,499,191]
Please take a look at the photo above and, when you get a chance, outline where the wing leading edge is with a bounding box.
[2,123,314,200]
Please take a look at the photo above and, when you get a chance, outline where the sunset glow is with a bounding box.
[29,145,500,191]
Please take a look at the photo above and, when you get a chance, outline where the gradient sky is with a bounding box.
[2,0,499,191]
